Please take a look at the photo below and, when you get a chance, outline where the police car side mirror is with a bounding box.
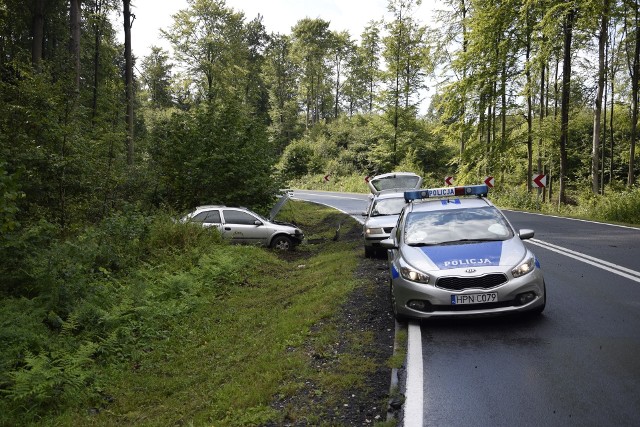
[362,211,369,217]
[254,220,263,226]
[379,238,397,249]
[518,229,534,240]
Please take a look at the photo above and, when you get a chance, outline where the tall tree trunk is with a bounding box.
[478,93,485,145]
[391,5,405,168]
[592,0,609,194]
[31,0,45,70]
[123,0,134,165]
[369,42,375,113]
[92,0,102,123]
[538,46,546,198]
[334,56,340,118]
[610,44,616,184]
[559,5,575,204]
[393,61,400,168]
[525,10,533,193]
[628,0,639,187]
[70,0,81,90]
[602,29,609,194]
[500,61,506,152]
[460,0,468,158]
[554,54,560,118]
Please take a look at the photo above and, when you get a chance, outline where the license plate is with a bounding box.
[451,293,498,305]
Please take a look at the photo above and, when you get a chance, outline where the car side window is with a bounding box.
[222,210,258,225]
[192,210,221,224]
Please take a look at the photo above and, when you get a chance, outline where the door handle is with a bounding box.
[225,227,231,230]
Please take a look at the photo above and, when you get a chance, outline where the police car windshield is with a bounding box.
[371,197,406,216]
[404,206,512,246]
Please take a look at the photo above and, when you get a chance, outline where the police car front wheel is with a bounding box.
[389,280,410,322]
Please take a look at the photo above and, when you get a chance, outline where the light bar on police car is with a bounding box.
[404,184,489,202]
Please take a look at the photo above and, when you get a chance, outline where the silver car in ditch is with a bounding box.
[381,185,546,320]
[182,205,304,250]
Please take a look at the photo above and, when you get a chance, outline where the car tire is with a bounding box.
[364,245,375,258]
[271,235,294,251]
[389,279,409,322]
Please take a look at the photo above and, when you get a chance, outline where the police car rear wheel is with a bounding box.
[271,235,293,251]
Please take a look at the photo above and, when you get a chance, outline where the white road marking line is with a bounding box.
[504,209,640,230]
[528,239,640,283]
[404,322,424,427]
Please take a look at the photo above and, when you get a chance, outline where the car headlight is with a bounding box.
[512,257,535,278]
[400,267,430,284]
[365,227,384,235]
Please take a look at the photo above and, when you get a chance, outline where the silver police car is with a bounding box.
[182,205,304,250]
[380,185,546,320]
[363,172,422,258]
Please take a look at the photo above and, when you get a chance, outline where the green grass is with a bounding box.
[19,201,377,427]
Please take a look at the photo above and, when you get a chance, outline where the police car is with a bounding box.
[379,184,546,320]
[363,172,423,257]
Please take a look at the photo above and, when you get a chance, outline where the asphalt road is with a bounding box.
[291,190,640,427]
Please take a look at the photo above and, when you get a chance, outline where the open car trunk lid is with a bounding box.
[367,172,423,195]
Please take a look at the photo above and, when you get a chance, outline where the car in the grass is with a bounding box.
[182,205,304,251]
[380,184,546,320]
[363,172,423,258]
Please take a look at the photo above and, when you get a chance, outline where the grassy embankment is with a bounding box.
[1,200,394,426]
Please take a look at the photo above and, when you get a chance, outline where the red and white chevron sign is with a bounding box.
[532,174,547,188]
[484,176,494,188]
[444,176,454,186]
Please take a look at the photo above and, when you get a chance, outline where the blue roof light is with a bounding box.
[404,184,489,202]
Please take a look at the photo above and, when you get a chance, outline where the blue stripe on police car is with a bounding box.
[420,241,503,270]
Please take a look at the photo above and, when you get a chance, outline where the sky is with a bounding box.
[124,0,441,60]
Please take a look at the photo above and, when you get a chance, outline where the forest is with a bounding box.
[1,0,639,422]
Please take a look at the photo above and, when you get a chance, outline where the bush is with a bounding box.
[0,208,239,423]
[277,139,315,179]
[574,187,640,224]
[481,186,540,211]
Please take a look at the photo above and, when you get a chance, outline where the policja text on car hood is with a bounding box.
[401,238,526,271]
